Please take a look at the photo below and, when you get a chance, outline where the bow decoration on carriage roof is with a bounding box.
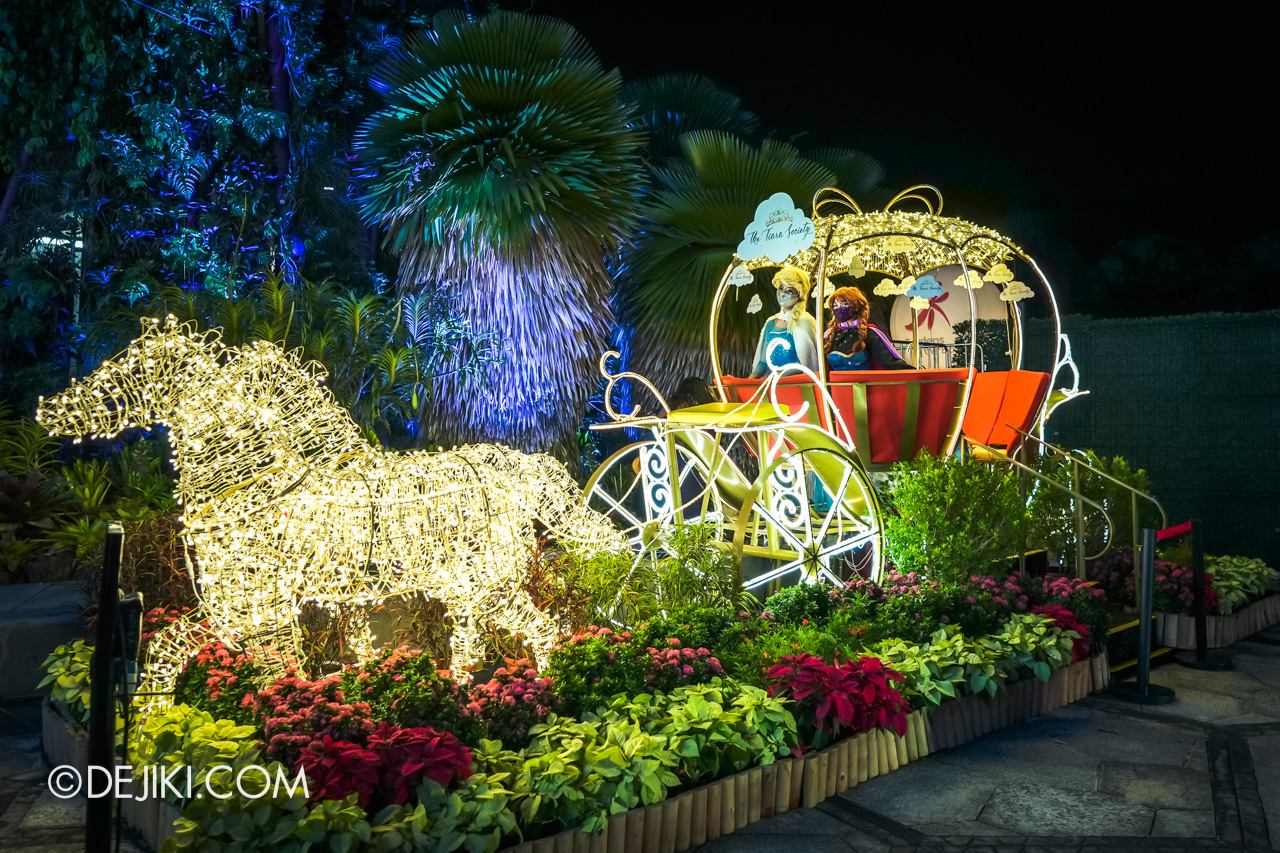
[905,291,951,332]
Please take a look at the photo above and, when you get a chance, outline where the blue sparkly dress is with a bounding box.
[754,324,801,374]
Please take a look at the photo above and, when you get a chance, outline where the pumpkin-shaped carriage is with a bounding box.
[585,186,1095,590]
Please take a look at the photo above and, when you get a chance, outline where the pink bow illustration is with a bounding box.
[905,291,951,331]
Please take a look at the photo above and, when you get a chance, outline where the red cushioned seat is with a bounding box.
[720,374,827,429]
[826,368,970,466]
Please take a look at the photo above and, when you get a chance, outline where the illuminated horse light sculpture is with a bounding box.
[36,318,622,705]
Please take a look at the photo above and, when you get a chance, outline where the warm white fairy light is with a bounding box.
[37,318,622,708]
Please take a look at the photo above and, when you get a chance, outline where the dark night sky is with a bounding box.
[513,2,1276,285]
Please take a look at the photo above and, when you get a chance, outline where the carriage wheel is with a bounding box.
[584,439,724,549]
[734,444,884,591]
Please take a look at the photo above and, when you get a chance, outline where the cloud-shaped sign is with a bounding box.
[885,235,916,254]
[954,270,984,289]
[983,263,1014,283]
[823,278,835,297]
[746,293,764,314]
[873,278,898,297]
[728,264,753,288]
[895,275,917,295]
[842,247,866,278]
[737,192,816,263]
[906,274,944,298]
[909,296,931,311]
[999,281,1034,302]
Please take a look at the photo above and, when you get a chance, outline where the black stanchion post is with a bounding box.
[1112,528,1176,704]
[1175,519,1231,670]
[86,522,124,853]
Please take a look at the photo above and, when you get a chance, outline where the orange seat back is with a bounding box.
[960,371,1007,447]
[961,370,1051,454]
[989,371,1050,453]
[826,368,969,465]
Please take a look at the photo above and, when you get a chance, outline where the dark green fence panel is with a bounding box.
[1025,310,1280,566]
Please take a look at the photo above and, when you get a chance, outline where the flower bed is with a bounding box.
[39,565,1114,853]
[1092,549,1279,649]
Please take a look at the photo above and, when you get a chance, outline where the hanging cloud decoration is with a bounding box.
[737,192,816,263]
[873,278,899,297]
[906,274,944,298]
[1000,281,1034,302]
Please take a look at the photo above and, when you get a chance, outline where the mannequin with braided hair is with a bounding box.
[748,266,821,378]
[824,286,913,371]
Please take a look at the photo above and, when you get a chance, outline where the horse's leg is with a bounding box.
[140,610,215,716]
[347,610,376,661]
[476,586,560,670]
[440,591,489,682]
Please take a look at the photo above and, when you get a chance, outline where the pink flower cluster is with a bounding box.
[645,639,722,693]
[968,575,1030,611]
[468,659,555,746]
[140,606,188,645]
[254,670,377,766]
[189,640,256,701]
[550,624,632,652]
[845,569,937,602]
[1154,563,1220,613]
[1035,574,1105,601]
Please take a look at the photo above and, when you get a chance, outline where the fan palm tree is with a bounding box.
[628,132,888,395]
[622,74,759,168]
[355,11,644,454]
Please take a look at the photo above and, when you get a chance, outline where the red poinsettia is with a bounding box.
[366,723,473,805]
[766,654,909,750]
[296,737,381,807]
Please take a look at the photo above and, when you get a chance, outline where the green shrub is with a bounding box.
[1207,556,1277,615]
[884,450,1026,584]
[631,606,741,655]
[164,753,367,853]
[989,613,1077,683]
[1027,450,1163,564]
[559,523,752,628]
[367,775,518,853]
[724,621,856,685]
[338,647,481,742]
[542,627,647,719]
[761,583,843,626]
[132,704,261,805]
[595,680,795,783]
[38,640,94,725]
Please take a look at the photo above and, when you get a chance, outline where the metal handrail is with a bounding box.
[962,436,1113,576]
[1007,425,1169,531]
[1007,425,1168,593]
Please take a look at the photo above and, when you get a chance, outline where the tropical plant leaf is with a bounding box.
[355,11,645,454]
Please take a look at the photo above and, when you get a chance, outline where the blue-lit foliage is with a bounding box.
[356,11,646,455]
[0,0,459,427]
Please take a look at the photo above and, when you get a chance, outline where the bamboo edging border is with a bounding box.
[503,658,1096,853]
[1153,593,1280,650]
[42,659,1097,853]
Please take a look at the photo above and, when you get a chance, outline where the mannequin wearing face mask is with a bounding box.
[824,285,913,371]
[748,266,821,379]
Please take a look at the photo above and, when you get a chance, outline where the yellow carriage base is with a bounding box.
[585,185,1092,593]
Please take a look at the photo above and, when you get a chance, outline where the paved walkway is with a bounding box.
[0,626,1276,853]
[700,623,1280,853]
